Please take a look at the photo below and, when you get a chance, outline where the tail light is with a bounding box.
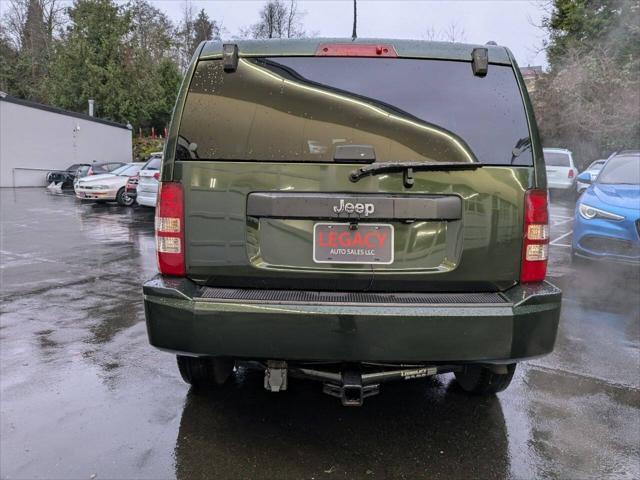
[568,170,575,178]
[155,182,185,276]
[153,172,160,181]
[315,43,397,57]
[520,189,549,283]
[87,167,93,176]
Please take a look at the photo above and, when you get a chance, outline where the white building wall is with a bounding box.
[0,98,132,187]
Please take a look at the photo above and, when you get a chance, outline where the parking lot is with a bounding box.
[1,188,638,479]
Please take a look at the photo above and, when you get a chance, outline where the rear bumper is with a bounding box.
[136,192,157,207]
[143,276,561,364]
[548,180,574,190]
[75,188,116,200]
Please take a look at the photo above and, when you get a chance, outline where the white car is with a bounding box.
[75,163,144,206]
[576,159,606,193]
[136,154,162,207]
[543,148,578,191]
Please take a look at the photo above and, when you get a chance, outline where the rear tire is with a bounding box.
[176,355,234,388]
[116,187,134,207]
[454,364,516,394]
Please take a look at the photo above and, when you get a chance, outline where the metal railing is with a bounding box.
[11,167,65,188]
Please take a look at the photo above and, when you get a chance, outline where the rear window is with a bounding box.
[544,151,570,167]
[144,157,161,170]
[588,160,605,170]
[177,57,533,166]
[113,164,141,176]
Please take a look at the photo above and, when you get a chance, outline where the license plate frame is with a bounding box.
[313,223,394,265]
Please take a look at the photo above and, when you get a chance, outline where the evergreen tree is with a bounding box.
[47,0,181,130]
[532,0,640,165]
[193,9,219,46]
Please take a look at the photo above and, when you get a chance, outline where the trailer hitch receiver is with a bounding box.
[322,370,380,406]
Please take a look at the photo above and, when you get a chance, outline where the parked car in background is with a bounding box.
[572,152,640,265]
[46,163,90,188]
[543,148,578,195]
[125,173,139,203]
[73,161,127,188]
[74,163,144,206]
[136,153,162,207]
[577,159,606,194]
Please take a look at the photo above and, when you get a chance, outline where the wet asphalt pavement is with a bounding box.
[1,188,639,479]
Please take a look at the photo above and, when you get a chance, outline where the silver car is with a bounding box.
[136,154,162,207]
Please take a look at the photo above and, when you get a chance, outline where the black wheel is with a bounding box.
[454,364,516,394]
[116,187,134,206]
[176,355,234,388]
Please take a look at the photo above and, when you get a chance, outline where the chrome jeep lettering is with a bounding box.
[333,199,375,216]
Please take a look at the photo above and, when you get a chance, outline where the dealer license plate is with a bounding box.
[313,223,394,264]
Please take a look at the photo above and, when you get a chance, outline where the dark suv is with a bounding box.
[143,39,561,405]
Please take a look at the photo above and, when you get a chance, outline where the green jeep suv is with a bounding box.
[143,39,561,406]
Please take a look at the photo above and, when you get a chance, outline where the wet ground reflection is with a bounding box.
[175,371,508,480]
[0,189,638,479]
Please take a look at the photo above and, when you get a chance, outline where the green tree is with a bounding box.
[48,0,132,120]
[128,0,174,62]
[532,0,640,165]
[1,0,62,101]
[0,25,18,93]
[47,0,181,130]
[193,9,219,46]
[175,3,220,71]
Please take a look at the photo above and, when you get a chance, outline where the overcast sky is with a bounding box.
[152,0,549,67]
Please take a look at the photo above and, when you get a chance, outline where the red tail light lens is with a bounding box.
[153,172,160,180]
[315,43,397,57]
[521,189,549,283]
[155,182,185,276]
[568,170,574,178]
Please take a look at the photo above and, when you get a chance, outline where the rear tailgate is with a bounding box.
[179,162,531,292]
[175,51,536,292]
[138,171,158,194]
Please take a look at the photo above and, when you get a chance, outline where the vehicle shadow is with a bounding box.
[174,370,509,480]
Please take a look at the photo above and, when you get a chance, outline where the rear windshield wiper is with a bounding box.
[349,161,483,187]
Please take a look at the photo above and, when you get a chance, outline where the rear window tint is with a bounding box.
[144,157,161,170]
[177,57,533,166]
[544,151,570,167]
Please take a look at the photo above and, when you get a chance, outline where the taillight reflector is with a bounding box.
[155,182,185,276]
[153,172,160,180]
[568,170,575,178]
[521,189,549,283]
[315,43,397,57]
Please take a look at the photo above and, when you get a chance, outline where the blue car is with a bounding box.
[572,152,640,265]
